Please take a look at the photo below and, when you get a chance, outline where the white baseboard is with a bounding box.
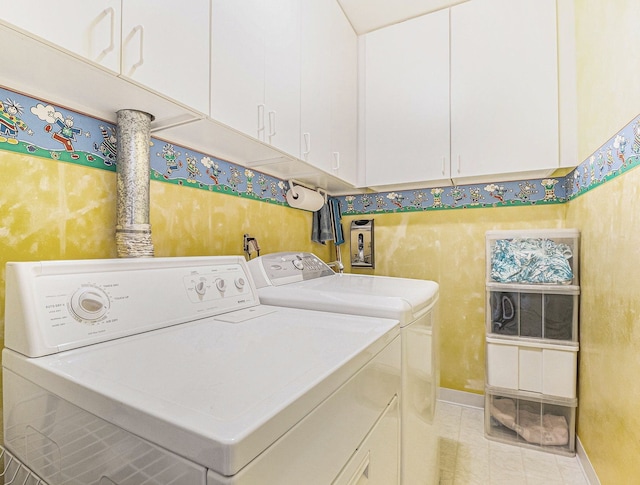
[438,387,484,409]
[577,436,601,485]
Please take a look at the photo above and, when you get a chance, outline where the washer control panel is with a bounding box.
[5,256,259,357]
[248,252,334,287]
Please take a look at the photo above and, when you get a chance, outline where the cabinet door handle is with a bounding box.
[303,132,311,159]
[332,152,340,170]
[442,156,446,176]
[130,25,145,73]
[98,7,115,60]
[257,104,265,140]
[268,110,276,140]
[457,154,461,174]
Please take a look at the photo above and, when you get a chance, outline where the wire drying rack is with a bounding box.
[0,445,49,485]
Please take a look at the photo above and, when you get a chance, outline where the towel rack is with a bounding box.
[0,445,49,485]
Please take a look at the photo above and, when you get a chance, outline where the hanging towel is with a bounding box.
[312,201,333,244]
[328,197,344,245]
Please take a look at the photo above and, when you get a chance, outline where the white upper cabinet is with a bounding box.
[1,0,209,114]
[300,0,334,170]
[362,0,564,188]
[330,2,359,185]
[300,0,359,182]
[211,0,300,157]
[122,0,210,114]
[210,0,264,139]
[0,1,122,73]
[363,10,450,187]
[450,0,559,181]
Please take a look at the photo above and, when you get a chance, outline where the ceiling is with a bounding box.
[338,0,469,34]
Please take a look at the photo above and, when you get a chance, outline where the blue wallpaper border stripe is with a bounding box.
[0,86,637,214]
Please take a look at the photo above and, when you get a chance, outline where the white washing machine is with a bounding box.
[248,252,440,485]
[3,256,402,485]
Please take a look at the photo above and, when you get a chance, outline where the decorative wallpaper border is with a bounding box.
[338,178,566,215]
[0,87,291,206]
[0,86,638,214]
[338,113,640,215]
[565,114,640,200]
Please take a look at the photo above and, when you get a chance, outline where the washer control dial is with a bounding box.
[292,258,304,270]
[195,280,207,296]
[235,277,246,289]
[215,278,227,292]
[69,286,110,323]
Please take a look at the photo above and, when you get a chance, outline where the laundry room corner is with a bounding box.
[339,205,568,395]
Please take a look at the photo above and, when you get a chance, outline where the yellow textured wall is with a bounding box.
[574,1,640,483]
[150,180,329,258]
[340,206,566,393]
[565,170,640,483]
[575,0,640,161]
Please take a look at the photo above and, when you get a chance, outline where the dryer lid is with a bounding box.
[258,274,439,325]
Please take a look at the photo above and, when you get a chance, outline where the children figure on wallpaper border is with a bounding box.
[541,179,559,201]
[387,192,403,208]
[0,98,33,144]
[257,174,268,198]
[227,167,242,192]
[158,143,182,179]
[185,153,202,184]
[94,125,117,166]
[449,186,466,207]
[431,188,444,208]
[45,115,82,155]
[470,187,484,206]
[244,169,254,194]
[484,183,508,203]
[201,156,224,185]
[411,191,426,209]
[516,181,537,202]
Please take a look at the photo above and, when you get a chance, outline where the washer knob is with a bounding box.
[235,277,246,289]
[195,280,207,296]
[216,278,227,292]
[292,258,304,270]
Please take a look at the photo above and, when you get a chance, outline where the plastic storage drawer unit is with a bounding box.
[486,337,578,399]
[486,229,580,286]
[485,387,576,456]
[487,284,579,343]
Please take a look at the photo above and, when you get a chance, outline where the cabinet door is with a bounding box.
[450,0,559,180]
[211,0,265,140]
[330,1,358,185]
[364,11,450,187]
[0,1,121,73]
[122,0,209,114]
[264,0,301,156]
[300,0,333,170]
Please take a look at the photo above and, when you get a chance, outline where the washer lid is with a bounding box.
[3,305,398,476]
[257,274,439,325]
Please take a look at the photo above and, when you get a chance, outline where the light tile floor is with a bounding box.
[436,401,590,485]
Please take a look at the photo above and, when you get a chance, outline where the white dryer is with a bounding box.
[248,252,440,485]
[3,256,402,485]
